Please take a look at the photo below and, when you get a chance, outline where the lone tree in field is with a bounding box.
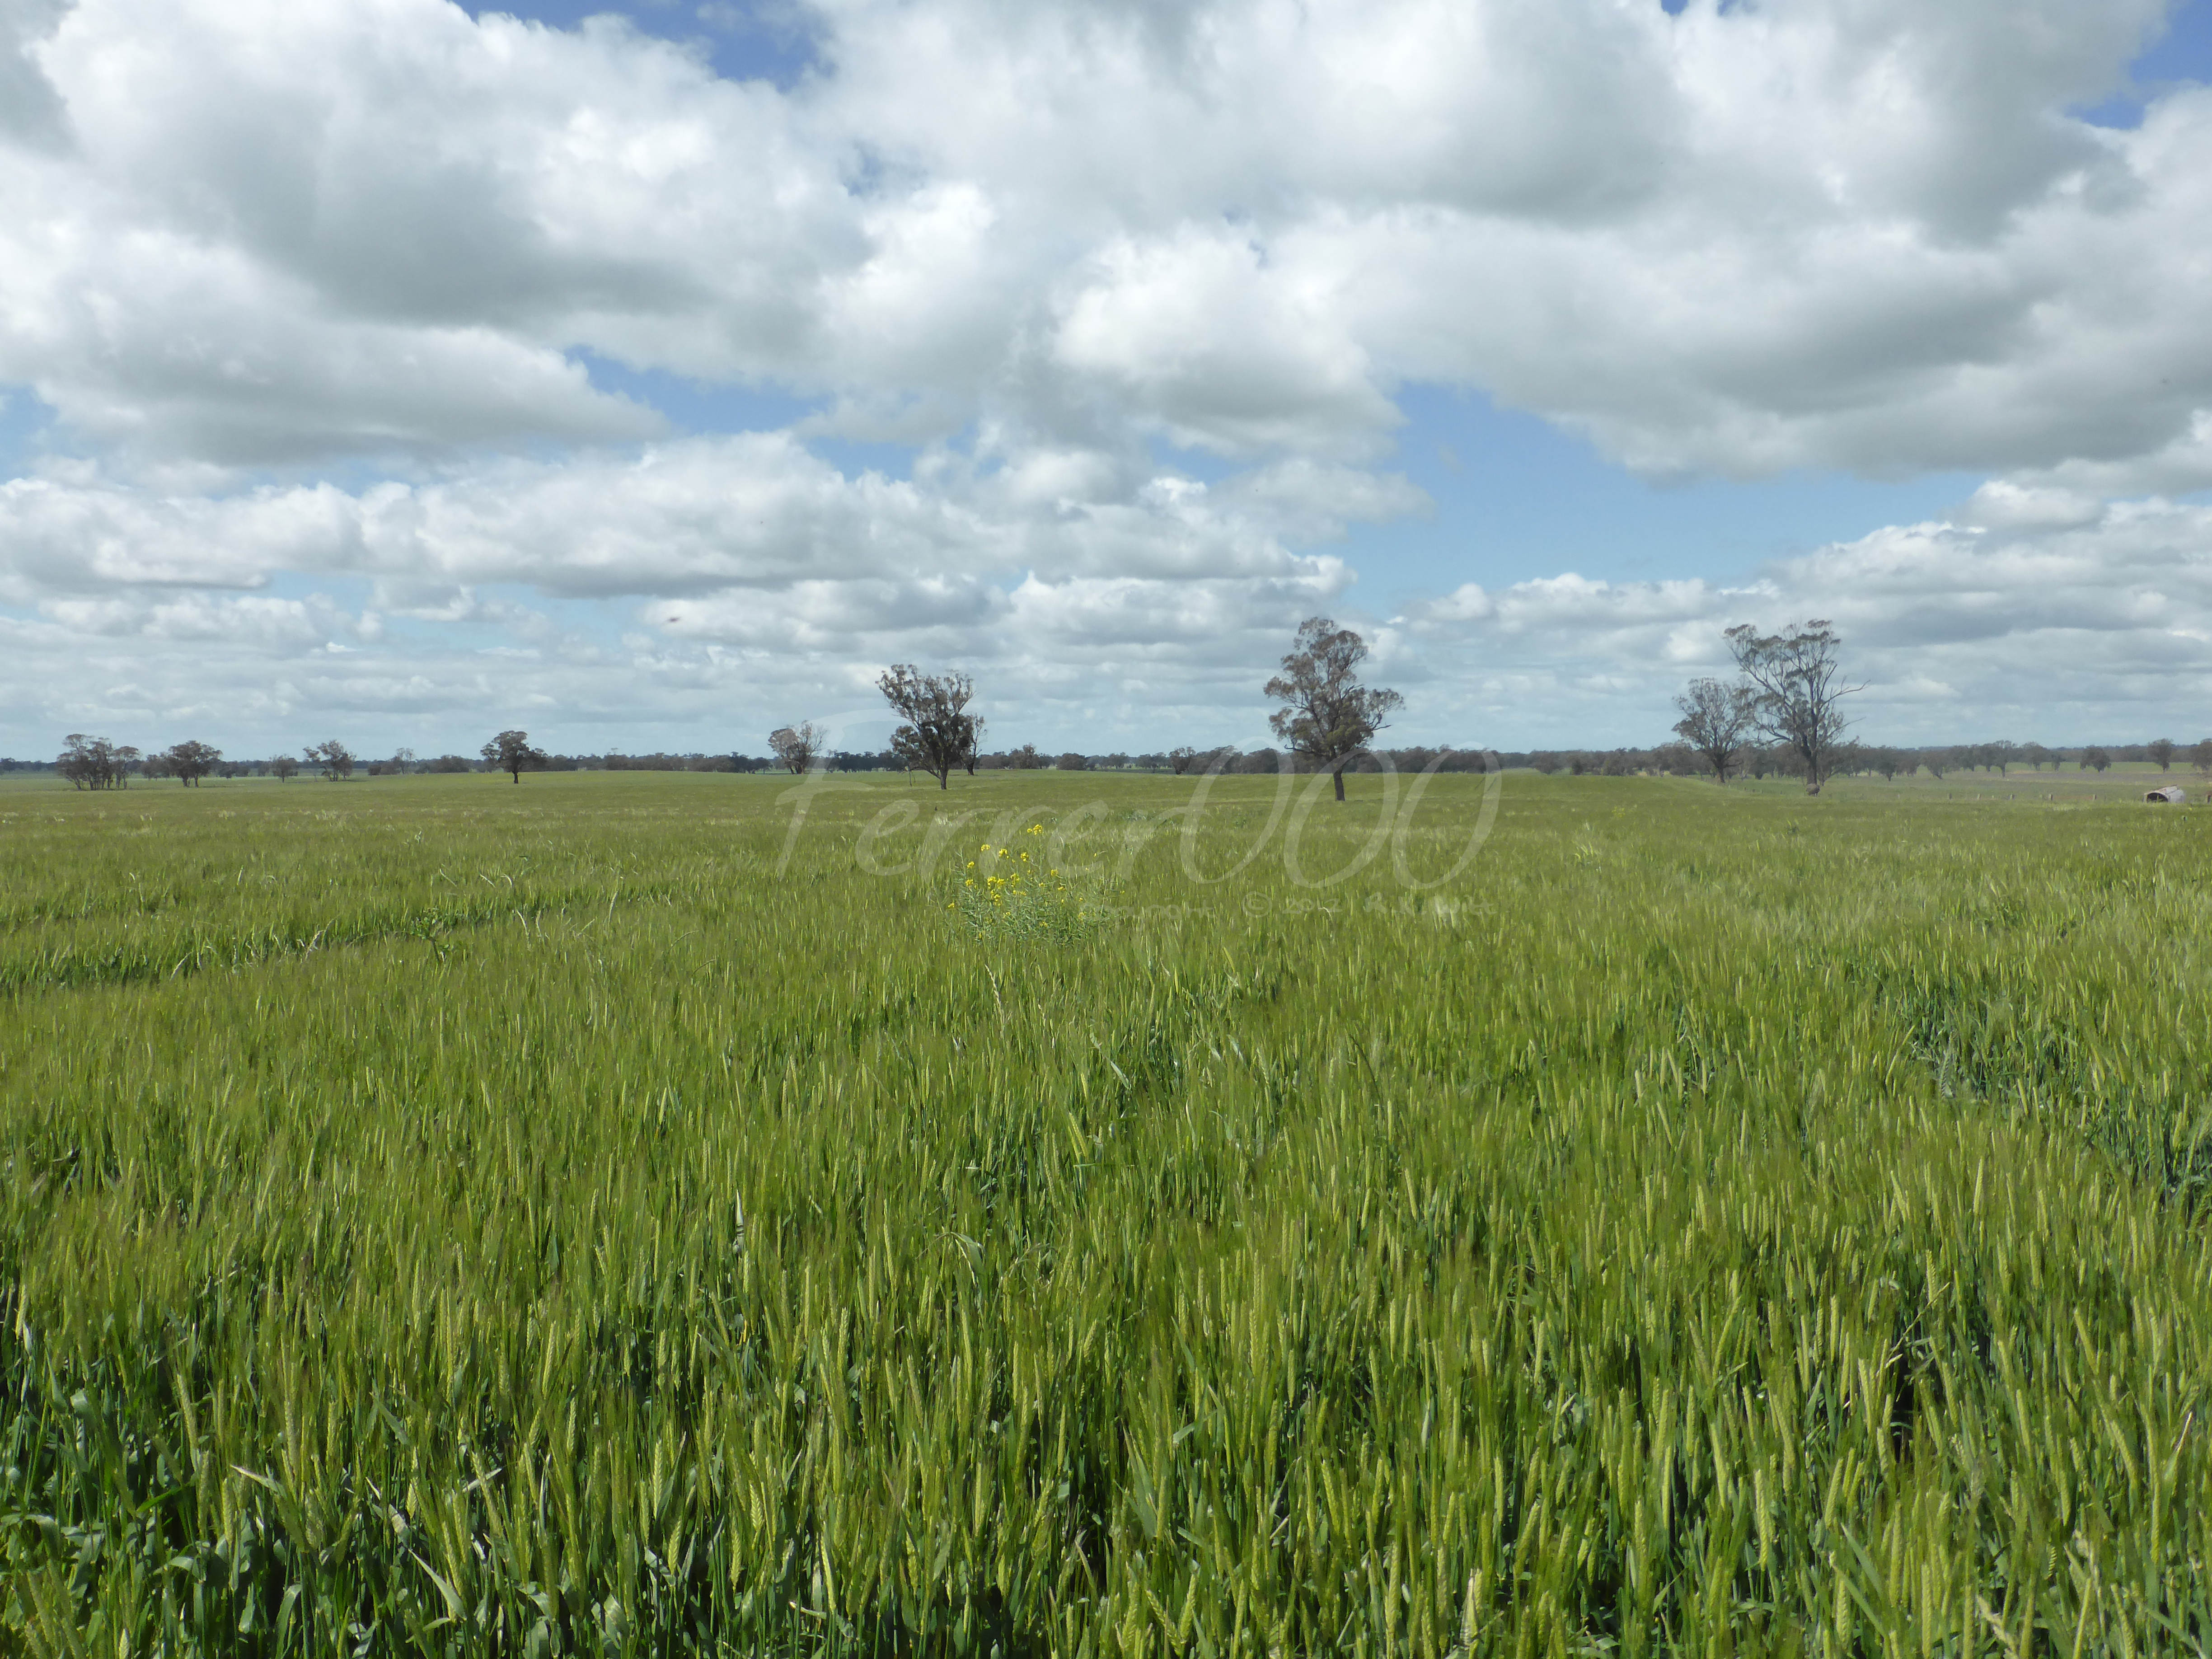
[271,754,299,781]
[1265,616,1403,802]
[2083,746,2111,773]
[877,665,978,790]
[482,729,548,783]
[160,740,222,787]
[1724,620,1861,795]
[2149,737,2177,772]
[1671,678,1754,783]
[304,740,354,781]
[768,721,824,774]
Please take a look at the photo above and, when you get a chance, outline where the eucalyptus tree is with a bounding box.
[159,740,221,786]
[57,734,138,790]
[1264,617,1403,802]
[877,665,979,790]
[1724,620,1861,795]
[1671,678,1754,783]
[482,730,548,783]
[304,740,354,781]
[769,722,825,775]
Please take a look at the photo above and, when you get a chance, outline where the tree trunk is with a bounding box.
[1333,766,1346,802]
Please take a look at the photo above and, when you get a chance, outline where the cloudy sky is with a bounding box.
[4,0,2212,759]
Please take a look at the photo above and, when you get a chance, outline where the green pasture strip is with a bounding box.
[3,773,2211,1653]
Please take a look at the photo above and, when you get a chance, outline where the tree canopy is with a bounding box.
[482,730,548,783]
[877,666,979,790]
[1264,618,1403,802]
[304,740,354,781]
[1724,620,1860,795]
[1671,679,1753,783]
[159,740,222,786]
[769,722,824,775]
[56,734,138,791]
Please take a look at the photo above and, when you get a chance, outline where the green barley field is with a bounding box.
[5,766,2212,1654]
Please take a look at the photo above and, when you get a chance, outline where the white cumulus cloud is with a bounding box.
[2,0,2210,752]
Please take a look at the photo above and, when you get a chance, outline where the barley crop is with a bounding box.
[3,769,2209,1654]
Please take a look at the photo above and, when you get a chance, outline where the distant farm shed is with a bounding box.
[2146,785,2188,804]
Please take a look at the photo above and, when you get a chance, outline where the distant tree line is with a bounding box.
[15,736,2212,787]
[38,623,2211,795]
[15,611,2209,801]
[26,736,794,785]
[16,623,2207,793]
[1507,740,2212,782]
